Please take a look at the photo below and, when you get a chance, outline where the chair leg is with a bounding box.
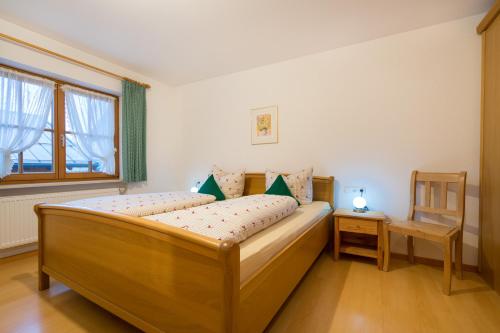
[383,224,390,272]
[455,232,463,280]
[407,236,415,264]
[443,237,452,295]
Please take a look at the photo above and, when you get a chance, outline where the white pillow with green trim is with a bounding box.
[265,168,313,205]
[212,165,245,199]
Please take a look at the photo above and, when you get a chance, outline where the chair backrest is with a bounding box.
[408,171,467,230]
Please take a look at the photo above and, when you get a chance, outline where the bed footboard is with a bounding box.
[35,204,239,333]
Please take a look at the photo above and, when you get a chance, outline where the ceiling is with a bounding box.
[0,0,493,85]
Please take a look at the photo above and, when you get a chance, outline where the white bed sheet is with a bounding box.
[239,201,331,284]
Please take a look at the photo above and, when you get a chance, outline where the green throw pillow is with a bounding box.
[198,175,225,201]
[265,175,300,206]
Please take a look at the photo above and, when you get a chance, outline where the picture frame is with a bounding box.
[250,105,278,145]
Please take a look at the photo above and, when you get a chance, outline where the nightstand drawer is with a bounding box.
[338,218,378,235]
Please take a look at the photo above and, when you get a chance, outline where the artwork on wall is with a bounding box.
[250,105,278,145]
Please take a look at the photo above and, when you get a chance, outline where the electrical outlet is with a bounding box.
[344,186,366,194]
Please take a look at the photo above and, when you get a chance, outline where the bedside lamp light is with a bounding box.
[190,181,201,193]
[353,189,367,213]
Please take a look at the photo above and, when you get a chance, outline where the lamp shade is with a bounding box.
[190,181,201,193]
[353,196,367,209]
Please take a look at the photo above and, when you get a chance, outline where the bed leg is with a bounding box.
[35,204,49,291]
[39,270,50,291]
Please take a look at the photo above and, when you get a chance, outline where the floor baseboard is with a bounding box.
[0,243,37,260]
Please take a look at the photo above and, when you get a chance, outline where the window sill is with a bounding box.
[0,179,124,190]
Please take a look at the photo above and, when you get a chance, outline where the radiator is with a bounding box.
[0,188,119,250]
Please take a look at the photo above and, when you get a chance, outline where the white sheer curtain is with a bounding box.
[0,68,54,178]
[63,86,116,175]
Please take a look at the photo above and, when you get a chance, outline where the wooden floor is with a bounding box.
[1,253,500,333]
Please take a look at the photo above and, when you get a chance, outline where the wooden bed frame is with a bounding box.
[35,173,334,333]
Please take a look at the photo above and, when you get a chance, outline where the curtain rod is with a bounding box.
[0,32,151,89]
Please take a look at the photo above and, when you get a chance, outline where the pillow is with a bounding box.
[265,175,300,205]
[265,168,313,205]
[212,165,245,199]
[198,175,225,201]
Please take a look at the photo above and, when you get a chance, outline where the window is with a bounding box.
[0,65,119,184]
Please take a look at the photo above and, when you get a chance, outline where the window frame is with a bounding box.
[0,64,120,185]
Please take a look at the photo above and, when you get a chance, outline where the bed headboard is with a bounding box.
[243,173,334,208]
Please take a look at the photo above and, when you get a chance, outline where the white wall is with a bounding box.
[0,18,183,193]
[178,15,482,265]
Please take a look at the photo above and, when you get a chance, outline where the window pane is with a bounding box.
[65,108,73,132]
[1,68,54,179]
[0,74,54,129]
[65,133,89,173]
[10,153,19,173]
[64,88,115,175]
[46,108,54,129]
[22,131,54,173]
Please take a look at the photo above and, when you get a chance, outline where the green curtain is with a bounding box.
[122,80,147,183]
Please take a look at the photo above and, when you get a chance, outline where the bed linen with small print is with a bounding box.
[64,191,216,217]
[144,194,298,243]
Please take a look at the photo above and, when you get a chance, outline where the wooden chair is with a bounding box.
[383,171,467,295]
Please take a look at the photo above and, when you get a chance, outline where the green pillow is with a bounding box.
[265,175,300,206]
[198,175,225,201]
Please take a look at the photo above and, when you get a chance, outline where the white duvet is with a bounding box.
[144,194,298,243]
[64,191,216,217]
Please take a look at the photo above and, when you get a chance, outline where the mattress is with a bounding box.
[239,201,331,284]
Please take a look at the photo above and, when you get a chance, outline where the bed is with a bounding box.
[34,173,334,333]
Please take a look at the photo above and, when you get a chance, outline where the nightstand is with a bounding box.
[333,208,386,269]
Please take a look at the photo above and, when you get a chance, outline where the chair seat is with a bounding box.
[386,220,459,242]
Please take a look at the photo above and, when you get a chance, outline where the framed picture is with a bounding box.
[250,105,278,145]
